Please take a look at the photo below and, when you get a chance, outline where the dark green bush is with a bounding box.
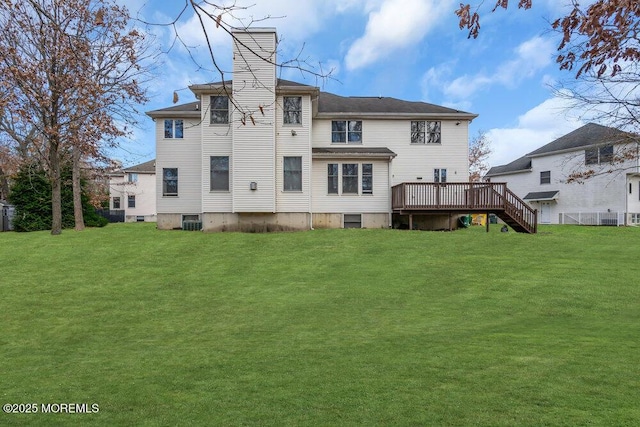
[9,163,107,231]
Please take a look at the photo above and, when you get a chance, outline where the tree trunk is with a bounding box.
[50,140,62,235]
[0,166,10,201]
[72,147,85,231]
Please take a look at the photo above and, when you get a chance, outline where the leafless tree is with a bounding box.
[457,0,640,180]
[136,0,333,119]
[0,0,153,233]
[469,131,492,182]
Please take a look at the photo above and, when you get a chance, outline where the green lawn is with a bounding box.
[1,224,639,426]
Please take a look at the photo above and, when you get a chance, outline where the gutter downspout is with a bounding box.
[388,155,393,228]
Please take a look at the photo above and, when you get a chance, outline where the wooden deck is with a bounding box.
[391,182,537,233]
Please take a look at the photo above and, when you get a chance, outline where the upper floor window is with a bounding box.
[164,119,184,139]
[585,145,613,165]
[332,120,362,144]
[283,156,302,191]
[127,173,138,183]
[210,156,229,191]
[163,168,178,196]
[427,121,441,144]
[540,171,551,185]
[411,121,425,144]
[210,96,229,124]
[411,121,441,144]
[434,168,447,183]
[283,96,302,125]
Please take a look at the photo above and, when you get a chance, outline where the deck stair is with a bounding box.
[391,182,537,234]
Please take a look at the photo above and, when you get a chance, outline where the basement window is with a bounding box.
[344,214,362,229]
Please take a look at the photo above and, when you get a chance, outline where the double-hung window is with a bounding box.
[412,121,441,144]
[411,121,425,144]
[328,164,339,194]
[362,164,373,194]
[283,157,302,191]
[283,96,302,125]
[112,197,120,209]
[164,119,183,139]
[540,171,551,184]
[210,156,229,191]
[163,168,178,196]
[332,121,362,143]
[426,121,441,144]
[128,195,135,208]
[210,96,229,124]
[342,164,359,194]
[127,173,138,183]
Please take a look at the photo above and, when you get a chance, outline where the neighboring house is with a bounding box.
[147,28,533,232]
[485,123,640,225]
[1,199,15,231]
[109,159,157,222]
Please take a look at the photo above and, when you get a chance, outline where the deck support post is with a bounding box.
[486,211,490,233]
[449,212,452,231]
[409,214,413,230]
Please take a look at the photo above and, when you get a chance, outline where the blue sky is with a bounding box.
[117,0,588,169]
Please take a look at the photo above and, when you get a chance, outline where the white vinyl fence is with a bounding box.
[559,212,624,226]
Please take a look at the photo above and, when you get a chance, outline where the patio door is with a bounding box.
[540,202,551,224]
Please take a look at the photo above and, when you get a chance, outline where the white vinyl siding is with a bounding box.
[156,118,201,214]
[232,30,277,212]
[201,96,233,213]
[312,119,469,185]
[110,171,157,220]
[276,94,312,213]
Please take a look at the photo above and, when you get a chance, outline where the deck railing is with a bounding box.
[391,182,537,233]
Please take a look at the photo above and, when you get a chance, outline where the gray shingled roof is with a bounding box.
[146,101,201,118]
[148,79,476,119]
[528,123,633,157]
[317,92,475,117]
[124,159,156,173]
[523,191,559,201]
[485,123,636,177]
[485,156,532,177]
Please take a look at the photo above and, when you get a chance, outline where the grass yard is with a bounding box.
[1,223,639,426]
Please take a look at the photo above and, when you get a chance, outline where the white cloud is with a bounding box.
[345,0,452,70]
[442,36,556,99]
[486,95,584,167]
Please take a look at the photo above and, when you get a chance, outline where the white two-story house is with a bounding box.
[147,27,486,232]
[485,123,640,225]
[109,159,157,222]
